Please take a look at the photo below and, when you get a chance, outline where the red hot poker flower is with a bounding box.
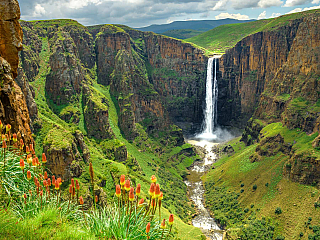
[12,133,17,142]
[47,178,51,186]
[95,195,98,203]
[79,196,84,205]
[69,185,73,194]
[20,159,25,170]
[149,183,155,198]
[71,178,75,188]
[151,175,157,183]
[115,185,121,198]
[169,214,174,225]
[42,153,47,163]
[138,198,144,206]
[76,180,80,190]
[129,187,135,202]
[155,184,160,198]
[44,171,48,180]
[120,174,125,186]
[124,179,130,191]
[160,219,166,229]
[136,183,141,197]
[27,170,31,180]
[55,180,59,190]
[158,192,163,201]
[146,222,151,234]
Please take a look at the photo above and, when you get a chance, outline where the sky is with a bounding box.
[20,0,320,28]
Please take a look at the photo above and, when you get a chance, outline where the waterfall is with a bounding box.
[198,56,219,139]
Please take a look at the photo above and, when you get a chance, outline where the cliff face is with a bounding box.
[0,0,33,145]
[94,26,207,135]
[218,20,301,127]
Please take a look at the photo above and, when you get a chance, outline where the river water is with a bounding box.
[185,139,223,240]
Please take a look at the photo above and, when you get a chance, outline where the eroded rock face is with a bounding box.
[0,0,33,145]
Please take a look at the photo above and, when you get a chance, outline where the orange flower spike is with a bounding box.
[124,179,130,191]
[34,176,38,185]
[151,175,157,183]
[12,133,17,142]
[149,183,155,198]
[27,170,31,180]
[0,120,3,130]
[138,198,144,206]
[71,178,75,188]
[2,140,6,149]
[169,214,174,225]
[24,193,27,200]
[26,146,30,154]
[136,183,141,197]
[146,222,151,234]
[47,178,51,186]
[42,153,47,163]
[52,176,56,186]
[57,178,62,186]
[95,195,98,203]
[129,187,135,202]
[115,185,121,198]
[29,144,33,152]
[19,159,25,170]
[43,180,47,187]
[32,158,36,166]
[79,196,84,205]
[155,184,160,198]
[158,192,163,201]
[72,187,75,196]
[76,180,80,190]
[151,198,155,207]
[54,180,59,190]
[20,139,24,148]
[69,185,73,194]
[6,124,11,133]
[120,174,125,186]
[44,171,48,180]
[26,154,32,165]
[160,219,166,229]
[35,157,39,166]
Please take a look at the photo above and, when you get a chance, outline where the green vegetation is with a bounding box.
[204,122,320,239]
[162,29,204,39]
[186,9,320,54]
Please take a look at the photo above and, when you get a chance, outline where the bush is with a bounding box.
[253,184,257,191]
[241,189,244,193]
[275,207,282,214]
[241,183,244,187]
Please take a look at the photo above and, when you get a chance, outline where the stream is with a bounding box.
[185,139,223,240]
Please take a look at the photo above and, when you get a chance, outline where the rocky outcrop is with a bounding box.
[45,29,84,105]
[0,0,33,145]
[82,86,114,140]
[44,127,89,180]
[218,19,301,127]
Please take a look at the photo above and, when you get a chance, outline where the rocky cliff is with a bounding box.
[0,0,33,145]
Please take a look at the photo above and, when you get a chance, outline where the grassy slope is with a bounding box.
[26,20,202,240]
[204,123,320,239]
[186,9,320,54]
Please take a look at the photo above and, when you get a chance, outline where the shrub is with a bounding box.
[241,183,244,187]
[253,185,257,191]
[275,207,282,214]
[241,189,244,193]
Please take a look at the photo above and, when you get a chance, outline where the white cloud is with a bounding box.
[284,0,310,7]
[312,0,320,3]
[212,0,228,10]
[270,12,281,18]
[303,5,320,10]
[215,12,250,20]
[286,5,320,14]
[258,0,283,8]
[33,4,46,17]
[257,10,267,19]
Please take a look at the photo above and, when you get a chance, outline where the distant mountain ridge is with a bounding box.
[135,19,255,34]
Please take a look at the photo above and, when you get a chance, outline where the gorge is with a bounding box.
[1,0,320,238]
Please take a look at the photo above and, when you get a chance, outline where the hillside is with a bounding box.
[187,9,320,54]
[201,8,320,240]
[135,19,254,39]
[12,18,211,239]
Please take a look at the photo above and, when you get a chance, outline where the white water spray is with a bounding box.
[197,56,220,140]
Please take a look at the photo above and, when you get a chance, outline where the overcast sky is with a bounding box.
[20,0,320,28]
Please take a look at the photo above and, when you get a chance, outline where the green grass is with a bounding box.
[204,122,320,239]
[186,9,320,54]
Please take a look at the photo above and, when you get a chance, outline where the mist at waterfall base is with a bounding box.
[195,126,236,142]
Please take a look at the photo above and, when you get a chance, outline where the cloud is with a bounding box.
[231,0,283,9]
[312,0,320,3]
[283,0,311,7]
[215,12,250,20]
[257,10,267,19]
[258,0,283,8]
[270,12,281,18]
[286,4,320,14]
[212,0,228,10]
[33,4,46,17]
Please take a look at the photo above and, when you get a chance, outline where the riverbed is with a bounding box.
[185,139,223,240]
